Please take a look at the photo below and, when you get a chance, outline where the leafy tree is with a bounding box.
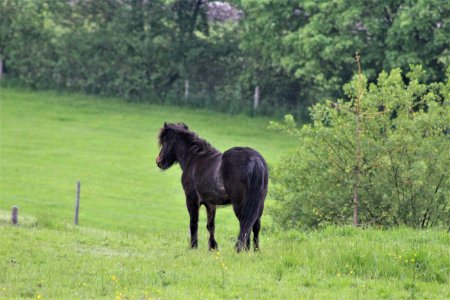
[239,0,308,118]
[270,66,450,229]
[385,0,450,82]
[0,0,59,88]
[240,0,449,116]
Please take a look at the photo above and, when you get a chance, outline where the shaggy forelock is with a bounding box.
[158,123,189,146]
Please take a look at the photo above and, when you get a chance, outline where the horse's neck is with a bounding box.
[175,139,194,171]
[176,138,218,171]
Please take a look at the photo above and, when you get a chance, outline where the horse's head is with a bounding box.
[156,122,188,170]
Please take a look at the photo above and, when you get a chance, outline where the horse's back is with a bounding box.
[222,147,267,169]
[222,147,268,190]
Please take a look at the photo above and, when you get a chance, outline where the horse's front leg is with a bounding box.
[186,194,199,249]
[205,203,218,250]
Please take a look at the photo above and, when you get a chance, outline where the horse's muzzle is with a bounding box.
[156,155,162,168]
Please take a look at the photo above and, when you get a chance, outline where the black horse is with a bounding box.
[156,122,268,252]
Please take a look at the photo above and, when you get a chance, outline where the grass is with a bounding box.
[1,88,449,299]
[0,87,294,233]
[1,219,448,299]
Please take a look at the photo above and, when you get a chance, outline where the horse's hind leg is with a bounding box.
[253,203,264,251]
[232,203,254,252]
[252,218,261,251]
[235,220,252,252]
[205,204,218,250]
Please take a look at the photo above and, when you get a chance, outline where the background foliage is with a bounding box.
[270,66,450,229]
[1,0,449,119]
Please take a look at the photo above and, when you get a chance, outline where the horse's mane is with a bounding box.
[158,123,218,154]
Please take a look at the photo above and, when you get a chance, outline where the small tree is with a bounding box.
[270,66,450,229]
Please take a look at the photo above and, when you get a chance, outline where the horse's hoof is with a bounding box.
[235,241,250,253]
[209,240,218,251]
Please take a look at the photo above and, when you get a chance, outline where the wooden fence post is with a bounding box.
[184,80,189,100]
[11,206,18,225]
[74,181,80,225]
[253,85,260,111]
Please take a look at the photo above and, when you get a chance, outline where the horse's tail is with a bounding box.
[238,156,268,246]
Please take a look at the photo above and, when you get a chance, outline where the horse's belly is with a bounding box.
[200,191,231,206]
[194,160,231,205]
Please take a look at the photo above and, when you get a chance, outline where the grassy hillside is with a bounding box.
[0,87,295,234]
[0,88,449,299]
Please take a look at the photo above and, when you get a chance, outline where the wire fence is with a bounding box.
[1,179,233,232]
[0,180,178,225]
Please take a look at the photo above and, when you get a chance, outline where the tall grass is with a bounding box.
[1,218,448,299]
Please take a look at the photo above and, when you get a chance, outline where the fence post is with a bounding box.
[253,85,260,111]
[11,206,18,225]
[74,181,80,225]
[184,80,189,100]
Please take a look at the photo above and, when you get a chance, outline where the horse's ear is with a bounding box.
[164,122,167,128]
[181,122,188,130]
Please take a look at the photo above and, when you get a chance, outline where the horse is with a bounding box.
[156,122,268,252]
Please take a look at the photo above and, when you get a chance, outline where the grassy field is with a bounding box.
[1,88,449,299]
[0,87,294,233]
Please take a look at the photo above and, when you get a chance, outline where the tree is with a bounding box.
[0,0,59,87]
[385,0,450,82]
[240,0,449,116]
[270,66,450,229]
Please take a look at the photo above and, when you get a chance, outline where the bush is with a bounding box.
[270,66,450,229]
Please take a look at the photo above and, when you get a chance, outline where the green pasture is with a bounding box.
[0,88,449,299]
[0,87,294,234]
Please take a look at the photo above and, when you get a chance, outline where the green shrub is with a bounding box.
[270,66,450,229]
